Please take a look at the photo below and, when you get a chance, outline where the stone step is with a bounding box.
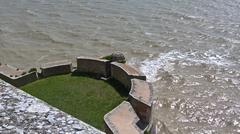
[104,101,144,134]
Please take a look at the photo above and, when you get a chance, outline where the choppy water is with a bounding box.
[0,0,240,133]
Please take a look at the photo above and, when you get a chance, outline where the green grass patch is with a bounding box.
[21,73,128,130]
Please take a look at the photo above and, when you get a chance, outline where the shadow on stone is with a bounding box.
[71,70,101,79]
[136,120,148,131]
[105,78,129,98]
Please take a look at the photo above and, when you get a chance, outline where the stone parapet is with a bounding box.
[40,60,72,77]
[10,72,38,87]
[110,62,146,89]
[77,57,110,77]
[129,79,153,124]
[0,64,38,87]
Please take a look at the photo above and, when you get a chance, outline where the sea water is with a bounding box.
[0,0,240,133]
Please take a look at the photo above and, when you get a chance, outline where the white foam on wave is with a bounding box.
[26,9,39,16]
[140,49,235,82]
[224,37,240,44]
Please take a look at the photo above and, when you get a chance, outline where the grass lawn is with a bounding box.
[21,73,128,130]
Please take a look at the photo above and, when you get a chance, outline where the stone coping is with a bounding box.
[111,62,143,77]
[40,60,72,69]
[0,80,104,134]
[77,57,109,62]
[104,101,143,134]
[129,79,153,106]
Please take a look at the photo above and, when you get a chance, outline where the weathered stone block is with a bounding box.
[77,57,110,77]
[0,64,38,87]
[12,72,38,87]
[110,62,146,89]
[40,60,72,77]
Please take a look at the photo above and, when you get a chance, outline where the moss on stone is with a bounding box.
[101,55,113,61]
[101,54,126,64]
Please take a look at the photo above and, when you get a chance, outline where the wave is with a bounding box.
[140,49,236,82]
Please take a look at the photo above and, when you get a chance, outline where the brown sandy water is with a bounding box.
[0,0,240,133]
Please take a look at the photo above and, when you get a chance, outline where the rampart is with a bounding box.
[0,56,153,134]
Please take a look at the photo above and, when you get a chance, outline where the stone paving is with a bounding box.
[0,79,104,134]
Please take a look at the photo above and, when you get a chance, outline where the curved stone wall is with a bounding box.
[110,62,146,89]
[129,79,153,124]
[0,56,153,134]
[77,57,110,77]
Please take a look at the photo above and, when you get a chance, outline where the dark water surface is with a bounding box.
[0,0,240,133]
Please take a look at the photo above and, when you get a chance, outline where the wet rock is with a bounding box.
[111,52,126,63]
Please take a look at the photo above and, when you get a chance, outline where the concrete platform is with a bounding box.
[104,101,143,134]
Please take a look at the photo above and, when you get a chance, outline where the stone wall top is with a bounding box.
[41,60,72,69]
[0,80,103,134]
[130,79,153,106]
[111,62,140,76]
[104,101,143,134]
[77,57,109,62]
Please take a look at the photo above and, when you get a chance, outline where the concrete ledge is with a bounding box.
[77,57,110,77]
[40,60,72,77]
[104,101,144,134]
[110,62,146,89]
[129,79,153,124]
